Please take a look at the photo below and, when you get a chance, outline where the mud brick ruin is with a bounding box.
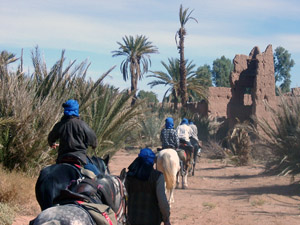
[188,45,300,133]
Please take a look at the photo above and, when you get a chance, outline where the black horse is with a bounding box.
[31,168,127,225]
[35,155,110,210]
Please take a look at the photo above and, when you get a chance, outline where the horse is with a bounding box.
[31,169,127,225]
[190,139,202,176]
[178,140,194,177]
[35,155,110,210]
[156,148,181,205]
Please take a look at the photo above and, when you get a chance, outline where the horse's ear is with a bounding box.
[119,168,127,181]
[103,155,110,166]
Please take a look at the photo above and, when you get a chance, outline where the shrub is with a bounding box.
[254,95,300,175]
[0,165,39,218]
[0,203,16,225]
[225,121,252,166]
[0,48,144,172]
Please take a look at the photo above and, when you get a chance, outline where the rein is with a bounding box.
[114,176,128,224]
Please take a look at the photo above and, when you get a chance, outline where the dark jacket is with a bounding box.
[48,116,97,164]
[126,170,165,225]
[125,157,170,225]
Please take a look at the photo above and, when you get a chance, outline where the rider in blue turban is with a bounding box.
[62,99,79,117]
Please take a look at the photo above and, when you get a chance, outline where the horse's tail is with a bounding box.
[161,152,177,190]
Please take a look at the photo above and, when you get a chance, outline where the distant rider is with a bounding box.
[189,120,201,156]
[160,117,179,150]
[176,118,193,150]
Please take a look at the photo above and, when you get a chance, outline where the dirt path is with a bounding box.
[13,149,300,225]
[110,149,300,225]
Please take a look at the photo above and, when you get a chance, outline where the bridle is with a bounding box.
[113,175,128,224]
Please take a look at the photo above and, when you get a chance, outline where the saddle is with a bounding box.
[54,177,118,225]
[54,175,116,212]
[54,178,102,204]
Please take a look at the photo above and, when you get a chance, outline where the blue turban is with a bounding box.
[165,117,174,129]
[63,99,79,117]
[181,118,189,125]
[138,148,155,165]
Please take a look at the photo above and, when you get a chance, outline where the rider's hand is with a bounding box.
[51,144,59,149]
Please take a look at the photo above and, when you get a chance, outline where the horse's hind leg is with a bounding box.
[169,188,175,205]
[176,171,180,189]
[183,172,188,189]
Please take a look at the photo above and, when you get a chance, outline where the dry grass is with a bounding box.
[0,165,39,224]
[202,139,226,159]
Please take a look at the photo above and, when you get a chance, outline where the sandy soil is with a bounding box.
[13,149,300,225]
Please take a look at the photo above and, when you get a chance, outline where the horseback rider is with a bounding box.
[176,118,193,150]
[125,148,171,225]
[189,119,201,156]
[48,99,100,176]
[160,117,179,150]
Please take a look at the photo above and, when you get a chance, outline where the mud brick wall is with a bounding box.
[189,45,280,134]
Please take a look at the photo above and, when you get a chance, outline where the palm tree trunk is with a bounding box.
[172,89,178,111]
[179,29,188,107]
[130,66,138,106]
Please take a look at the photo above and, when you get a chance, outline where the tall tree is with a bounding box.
[147,58,207,110]
[176,4,198,107]
[274,46,295,93]
[112,35,158,105]
[137,90,159,104]
[195,64,213,87]
[212,56,233,87]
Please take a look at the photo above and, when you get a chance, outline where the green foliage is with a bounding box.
[212,56,233,87]
[191,115,223,142]
[138,111,164,148]
[254,95,300,175]
[195,64,213,87]
[147,58,207,110]
[0,48,144,172]
[84,89,145,157]
[176,4,198,106]
[274,46,295,93]
[112,35,158,105]
[226,122,252,166]
[137,90,159,104]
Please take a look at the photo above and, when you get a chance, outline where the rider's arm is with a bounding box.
[48,123,60,148]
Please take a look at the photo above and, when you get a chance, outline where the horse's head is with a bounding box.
[93,169,128,224]
[91,155,110,175]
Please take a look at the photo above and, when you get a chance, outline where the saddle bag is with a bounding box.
[79,201,117,225]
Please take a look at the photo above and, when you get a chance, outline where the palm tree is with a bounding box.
[175,4,198,107]
[147,58,207,110]
[112,35,158,105]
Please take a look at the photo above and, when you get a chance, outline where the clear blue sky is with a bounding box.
[1,0,300,101]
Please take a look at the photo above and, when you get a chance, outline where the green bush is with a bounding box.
[0,48,144,172]
[226,122,252,166]
[254,95,300,175]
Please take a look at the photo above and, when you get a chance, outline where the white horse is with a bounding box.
[156,148,181,205]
